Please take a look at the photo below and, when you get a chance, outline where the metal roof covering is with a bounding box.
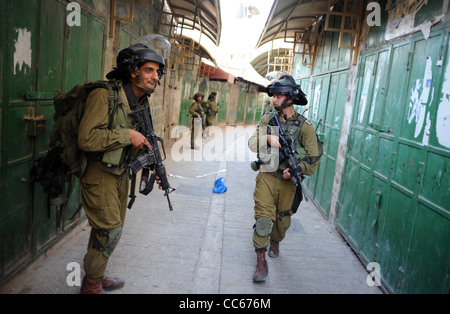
[250,48,293,78]
[256,0,329,48]
[165,0,222,46]
[200,62,234,83]
[176,35,216,62]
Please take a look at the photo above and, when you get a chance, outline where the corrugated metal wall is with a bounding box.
[293,2,450,294]
[336,23,450,294]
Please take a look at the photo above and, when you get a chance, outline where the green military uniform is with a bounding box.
[189,93,205,148]
[202,99,219,127]
[248,109,320,250]
[78,81,147,279]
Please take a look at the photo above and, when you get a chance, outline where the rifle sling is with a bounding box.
[123,81,155,131]
[139,167,156,195]
[127,172,137,209]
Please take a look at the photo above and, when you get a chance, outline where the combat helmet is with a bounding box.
[107,44,166,80]
[266,75,308,106]
[208,92,217,101]
[193,92,204,100]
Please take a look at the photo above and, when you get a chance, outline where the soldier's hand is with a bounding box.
[155,170,170,190]
[267,135,281,148]
[283,168,291,180]
[130,129,152,150]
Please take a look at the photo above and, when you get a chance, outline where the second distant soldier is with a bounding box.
[189,92,205,149]
[202,92,219,129]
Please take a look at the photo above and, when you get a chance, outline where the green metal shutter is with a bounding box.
[0,0,106,285]
[336,27,450,294]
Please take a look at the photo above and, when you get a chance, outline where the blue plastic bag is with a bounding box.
[212,177,227,193]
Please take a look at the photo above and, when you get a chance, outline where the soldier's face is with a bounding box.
[131,61,160,93]
[272,93,287,107]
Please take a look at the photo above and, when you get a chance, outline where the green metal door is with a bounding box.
[1,0,38,281]
[216,87,228,124]
[236,86,246,123]
[303,70,347,218]
[304,74,330,214]
[335,26,450,293]
[245,93,257,124]
[1,0,106,284]
[179,74,195,127]
[254,93,264,122]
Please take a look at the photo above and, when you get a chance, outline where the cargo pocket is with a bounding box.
[81,173,109,228]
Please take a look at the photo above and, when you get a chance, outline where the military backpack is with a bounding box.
[31,80,120,206]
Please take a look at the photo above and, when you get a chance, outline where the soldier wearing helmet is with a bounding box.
[202,92,219,130]
[78,41,168,293]
[189,92,205,149]
[248,74,322,282]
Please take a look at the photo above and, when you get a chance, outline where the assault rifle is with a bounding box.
[129,106,175,211]
[270,114,304,187]
[195,108,205,127]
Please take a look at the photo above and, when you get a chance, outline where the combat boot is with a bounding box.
[268,239,279,258]
[253,250,268,282]
[101,276,125,291]
[80,276,106,294]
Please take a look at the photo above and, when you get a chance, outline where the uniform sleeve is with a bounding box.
[248,125,263,153]
[298,122,320,176]
[78,88,131,152]
[248,115,270,153]
[210,101,219,113]
[189,102,198,117]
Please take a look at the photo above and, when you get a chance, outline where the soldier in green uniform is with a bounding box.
[202,92,219,129]
[248,75,322,282]
[189,92,205,149]
[77,44,167,293]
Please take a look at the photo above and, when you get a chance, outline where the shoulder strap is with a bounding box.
[294,114,307,145]
[296,114,324,164]
[123,81,139,110]
[106,81,120,130]
[260,108,277,126]
[83,80,120,130]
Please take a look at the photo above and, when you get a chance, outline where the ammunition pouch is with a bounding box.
[101,147,125,167]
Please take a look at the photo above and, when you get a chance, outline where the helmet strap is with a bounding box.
[275,98,293,111]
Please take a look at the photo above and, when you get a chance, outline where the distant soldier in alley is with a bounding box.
[202,92,219,130]
[189,92,205,149]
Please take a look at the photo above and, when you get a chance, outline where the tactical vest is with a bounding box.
[260,109,308,172]
[277,115,307,171]
[101,83,144,170]
[191,100,205,117]
[203,100,216,116]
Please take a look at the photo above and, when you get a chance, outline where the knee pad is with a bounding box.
[255,217,273,237]
[103,226,122,258]
[92,226,123,258]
